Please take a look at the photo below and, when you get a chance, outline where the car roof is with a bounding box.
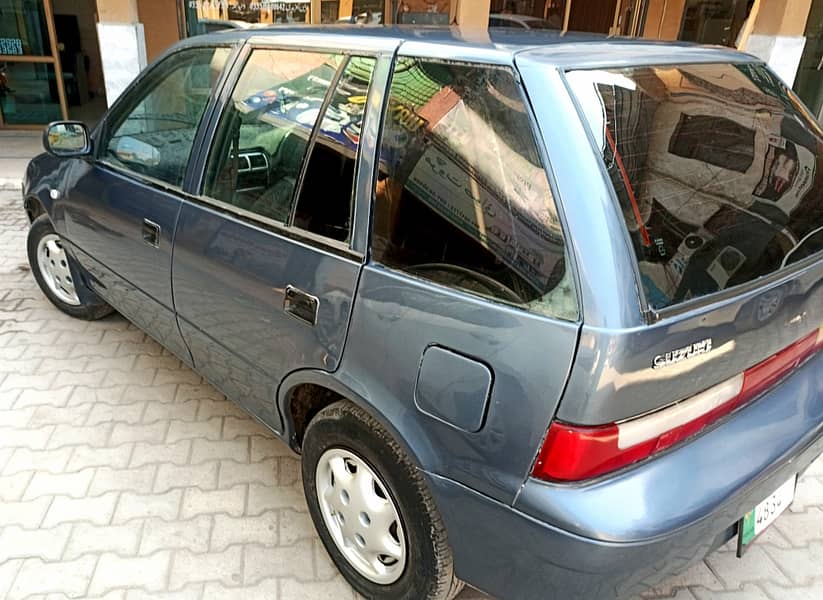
[181,25,759,70]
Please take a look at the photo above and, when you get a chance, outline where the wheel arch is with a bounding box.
[277,369,433,474]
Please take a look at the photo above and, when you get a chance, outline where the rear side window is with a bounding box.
[567,63,823,310]
[372,58,577,321]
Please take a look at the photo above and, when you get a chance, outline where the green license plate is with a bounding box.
[737,475,796,557]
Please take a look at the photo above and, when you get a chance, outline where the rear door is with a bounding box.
[60,46,232,362]
[172,46,383,427]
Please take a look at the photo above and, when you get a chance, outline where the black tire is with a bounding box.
[302,401,464,600]
[27,214,113,320]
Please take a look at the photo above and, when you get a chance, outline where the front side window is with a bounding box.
[102,47,230,187]
[372,58,576,321]
[203,49,343,223]
[567,63,823,310]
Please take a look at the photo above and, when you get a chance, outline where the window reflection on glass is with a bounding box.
[0,0,51,55]
[489,0,565,30]
[185,0,386,34]
[393,0,449,25]
[372,59,576,321]
[203,50,345,223]
[567,63,823,310]
[294,56,377,241]
[0,62,61,125]
[103,47,229,186]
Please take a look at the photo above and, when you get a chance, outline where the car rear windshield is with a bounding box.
[566,63,823,310]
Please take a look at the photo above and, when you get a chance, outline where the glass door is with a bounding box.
[679,0,750,47]
[794,0,823,121]
[0,0,68,128]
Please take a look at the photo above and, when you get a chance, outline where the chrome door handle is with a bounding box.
[283,285,319,326]
[142,219,161,248]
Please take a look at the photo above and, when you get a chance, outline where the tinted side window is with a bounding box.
[102,47,229,187]
[293,57,377,242]
[372,59,576,320]
[203,50,343,223]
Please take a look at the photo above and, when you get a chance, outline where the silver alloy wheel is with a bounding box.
[315,448,407,585]
[36,233,81,306]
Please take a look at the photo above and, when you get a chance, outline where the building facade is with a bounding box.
[1,0,822,128]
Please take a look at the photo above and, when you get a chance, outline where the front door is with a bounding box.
[60,46,231,361]
[172,48,379,427]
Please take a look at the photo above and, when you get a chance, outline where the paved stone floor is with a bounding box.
[1,189,822,600]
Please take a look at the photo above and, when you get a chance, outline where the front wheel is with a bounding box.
[302,401,464,600]
[27,214,112,320]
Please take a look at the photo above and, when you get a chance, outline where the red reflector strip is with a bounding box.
[532,326,823,483]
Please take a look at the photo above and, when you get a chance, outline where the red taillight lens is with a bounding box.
[532,326,823,483]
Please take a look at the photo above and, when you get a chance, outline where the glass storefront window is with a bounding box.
[0,62,62,124]
[0,0,51,56]
[394,0,449,25]
[489,0,565,29]
[184,0,388,35]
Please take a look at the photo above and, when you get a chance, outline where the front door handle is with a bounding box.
[142,219,161,248]
[283,285,319,326]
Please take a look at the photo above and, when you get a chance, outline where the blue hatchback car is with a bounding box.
[23,27,823,600]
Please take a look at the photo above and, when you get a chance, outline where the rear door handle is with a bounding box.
[283,285,319,326]
[142,219,161,248]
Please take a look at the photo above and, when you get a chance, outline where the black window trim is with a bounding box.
[94,43,240,194]
[186,41,384,258]
[366,56,582,324]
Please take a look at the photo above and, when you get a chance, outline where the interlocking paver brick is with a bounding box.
[279,575,359,599]
[0,424,54,449]
[114,489,183,523]
[180,485,246,519]
[203,578,279,600]
[30,403,92,427]
[191,438,248,464]
[244,540,314,583]
[764,541,823,585]
[0,560,23,600]
[0,471,32,502]
[166,418,222,443]
[86,401,145,426]
[279,508,315,546]
[169,546,242,590]
[90,465,158,496]
[48,423,112,449]
[139,515,212,555]
[126,586,203,600]
[64,521,143,559]
[7,555,97,599]
[23,468,95,499]
[0,523,72,561]
[0,406,34,427]
[154,461,217,494]
[130,440,191,468]
[218,458,277,489]
[691,584,771,600]
[210,512,278,551]
[773,507,823,546]
[761,581,823,600]
[13,386,73,408]
[0,495,51,528]
[43,491,119,527]
[790,477,823,512]
[111,421,168,445]
[89,551,172,595]
[68,444,134,471]
[142,400,198,424]
[247,481,305,514]
[3,447,72,475]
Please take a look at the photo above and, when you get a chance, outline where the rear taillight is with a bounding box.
[533,326,823,483]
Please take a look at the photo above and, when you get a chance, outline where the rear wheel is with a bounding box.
[27,215,112,320]
[301,401,464,600]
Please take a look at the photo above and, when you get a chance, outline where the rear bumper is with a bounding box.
[426,351,823,600]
